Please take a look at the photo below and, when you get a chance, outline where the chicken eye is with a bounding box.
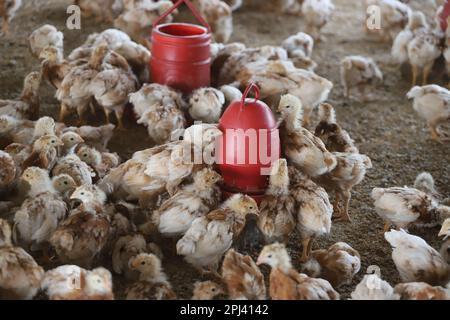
[141,261,146,265]
[83,154,88,157]
[211,288,216,292]
[285,105,290,108]
[64,181,68,185]
[51,140,56,143]
[249,206,254,210]
[81,192,85,195]
[70,138,74,141]
[268,254,272,258]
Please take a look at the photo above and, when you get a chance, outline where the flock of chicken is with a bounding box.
[0,0,449,300]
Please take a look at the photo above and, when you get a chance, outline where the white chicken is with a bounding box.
[28,24,64,59]
[52,154,95,186]
[188,87,225,123]
[301,0,335,41]
[351,270,400,300]
[192,0,233,43]
[282,31,317,71]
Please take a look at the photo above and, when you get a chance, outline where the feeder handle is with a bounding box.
[152,0,211,33]
[241,83,260,107]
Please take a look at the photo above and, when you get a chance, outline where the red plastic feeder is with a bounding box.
[216,83,281,204]
[150,0,211,94]
[440,0,450,32]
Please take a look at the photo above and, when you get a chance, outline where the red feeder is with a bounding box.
[440,0,450,32]
[150,0,211,94]
[216,83,280,203]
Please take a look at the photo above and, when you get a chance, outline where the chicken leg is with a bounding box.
[59,103,69,123]
[300,237,312,262]
[115,108,125,131]
[422,64,432,86]
[1,18,9,36]
[334,190,352,223]
[411,64,418,87]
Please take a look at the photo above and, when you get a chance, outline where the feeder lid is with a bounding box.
[219,83,277,130]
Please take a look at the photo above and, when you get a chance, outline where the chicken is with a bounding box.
[99,124,222,207]
[219,84,243,105]
[436,115,450,141]
[371,185,439,231]
[153,167,222,237]
[290,167,333,262]
[406,85,450,141]
[192,0,233,43]
[0,219,44,300]
[13,167,67,251]
[281,32,317,70]
[301,242,361,288]
[315,152,372,222]
[314,103,358,153]
[340,55,383,101]
[394,282,450,300]
[29,24,63,59]
[112,233,161,280]
[439,219,450,264]
[278,94,337,177]
[257,159,296,243]
[75,0,116,23]
[177,194,259,275]
[126,253,176,300]
[62,123,115,152]
[365,0,411,42]
[385,229,450,286]
[52,154,95,186]
[77,145,120,179]
[350,271,399,300]
[90,51,138,130]
[130,83,186,144]
[191,281,224,300]
[114,0,174,46]
[0,0,21,36]
[0,71,41,120]
[52,174,77,201]
[4,143,31,181]
[50,185,111,268]
[56,43,109,124]
[39,46,72,90]
[414,171,440,200]
[59,131,85,156]
[188,87,225,123]
[301,0,335,41]
[256,243,340,300]
[22,134,64,171]
[41,265,114,300]
[0,150,16,193]
[221,249,266,300]
[392,11,442,86]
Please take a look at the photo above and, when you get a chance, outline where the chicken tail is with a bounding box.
[318,103,336,124]
[98,163,126,195]
[406,86,423,100]
[384,229,408,246]
[414,172,436,195]
[176,236,196,256]
[371,188,385,201]
[391,30,413,64]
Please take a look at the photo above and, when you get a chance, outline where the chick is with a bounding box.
[314,103,358,153]
[192,0,233,43]
[62,123,115,152]
[406,85,450,141]
[414,171,440,200]
[77,145,120,179]
[0,219,44,300]
[221,249,266,300]
[256,243,340,300]
[278,95,337,177]
[219,85,243,106]
[350,270,399,300]
[340,55,383,101]
[394,282,450,300]
[290,167,333,262]
[188,87,225,123]
[301,0,335,41]
[385,229,450,286]
[0,150,16,193]
[50,185,111,268]
[52,154,95,186]
[177,194,259,275]
[192,281,224,300]
[29,24,64,59]
[75,0,116,22]
[22,134,63,171]
[52,174,77,201]
[13,167,68,252]
[258,159,296,244]
[281,32,317,70]
[371,185,439,231]
[0,115,34,146]
[59,131,85,156]
[0,71,41,120]
[0,0,21,36]
[153,167,222,238]
[126,253,176,300]
[41,265,114,300]
[301,242,361,288]
[3,143,31,181]
[39,46,72,90]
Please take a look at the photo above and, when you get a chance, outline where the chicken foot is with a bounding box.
[300,237,313,262]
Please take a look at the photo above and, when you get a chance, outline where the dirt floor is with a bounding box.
[1,0,449,299]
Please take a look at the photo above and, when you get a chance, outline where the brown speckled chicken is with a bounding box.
[278,95,337,177]
[52,174,77,202]
[385,229,450,286]
[315,152,372,222]
[0,0,21,36]
[0,219,44,300]
[59,131,85,156]
[192,281,224,300]
[221,249,266,300]
[340,55,383,101]
[314,103,358,153]
[257,243,340,300]
[188,87,225,123]
[125,253,176,300]
[153,167,222,238]
[41,265,114,300]
[63,123,115,152]
[282,32,317,70]
[177,194,259,275]
[301,242,361,288]
[0,71,41,120]
[75,0,117,23]
[394,282,450,300]
[4,143,31,180]
[0,150,16,193]
[22,134,63,171]
[13,167,68,252]
[301,0,335,41]
[50,185,111,268]
[192,0,233,43]
[29,24,63,59]
[52,154,95,186]
[77,145,120,180]
[39,46,72,90]
[258,159,296,243]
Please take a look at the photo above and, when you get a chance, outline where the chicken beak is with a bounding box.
[69,198,82,210]
[256,256,263,266]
